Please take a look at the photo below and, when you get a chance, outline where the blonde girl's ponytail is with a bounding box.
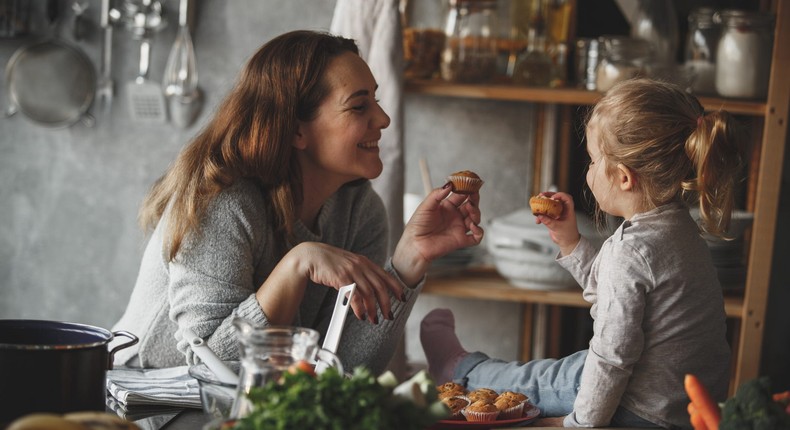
[682,110,744,238]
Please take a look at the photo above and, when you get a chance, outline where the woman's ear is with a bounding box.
[617,163,635,191]
[293,123,307,149]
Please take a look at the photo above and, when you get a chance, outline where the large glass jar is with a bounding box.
[440,0,499,83]
[714,10,774,99]
[595,36,652,92]
[401,0,446,79]
[684,7,720,95]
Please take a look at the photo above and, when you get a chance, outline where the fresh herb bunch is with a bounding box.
[720,377,790,430]
[231,367,447,430]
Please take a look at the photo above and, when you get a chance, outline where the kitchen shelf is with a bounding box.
[405,80,768,116]
[424,266,745,319]
[410,1,789,391]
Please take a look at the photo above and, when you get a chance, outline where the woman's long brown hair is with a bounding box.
[138,31,360,261]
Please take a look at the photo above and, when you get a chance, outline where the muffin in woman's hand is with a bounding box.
[529,194,563,219]
[447,170,484,195]
[462,399,500,422]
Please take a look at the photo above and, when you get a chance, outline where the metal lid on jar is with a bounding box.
[714,9,775,29]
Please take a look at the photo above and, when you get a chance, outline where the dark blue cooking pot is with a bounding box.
[0,319,138,424]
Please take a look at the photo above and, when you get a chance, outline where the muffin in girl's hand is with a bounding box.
[462,399,500,422]
[447,170,484,195]
[529,194,563,219]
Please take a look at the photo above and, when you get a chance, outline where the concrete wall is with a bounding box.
[0,0,528,367]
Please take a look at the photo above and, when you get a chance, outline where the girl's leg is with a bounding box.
[421,308,585,417]
[456,350,587,417]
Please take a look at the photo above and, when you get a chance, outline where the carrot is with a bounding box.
[685,374,720,430]
[687,402,709,430]
[773,390,790,403]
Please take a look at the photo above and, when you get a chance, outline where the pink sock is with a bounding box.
[420,308,468,384]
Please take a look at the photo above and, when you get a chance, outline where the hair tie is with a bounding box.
[696,115,704,128]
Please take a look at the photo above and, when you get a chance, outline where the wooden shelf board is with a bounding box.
[424,266,744,319]
[405,80,768,116]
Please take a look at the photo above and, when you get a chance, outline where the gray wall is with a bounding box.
[1,0,786,384]
[0,0,528,366]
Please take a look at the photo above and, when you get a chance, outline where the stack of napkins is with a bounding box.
[106,366,202,412]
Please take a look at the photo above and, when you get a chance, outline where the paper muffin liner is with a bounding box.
[462,407,500,422]
[443,395,470,420]
[448,175,484,195]
[496,400,526,420]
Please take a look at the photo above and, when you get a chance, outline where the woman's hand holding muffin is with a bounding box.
[392,172,484,287]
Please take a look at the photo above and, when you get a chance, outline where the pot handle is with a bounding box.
[108,330,139,369]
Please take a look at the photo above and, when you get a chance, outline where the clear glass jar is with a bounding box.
[511,0,552,86]
[630,0,679,66]
[401,0,446,79]
[595,36,652,92]
[440,0,499,83]
[684,7,720,95]
[714,10,774,99]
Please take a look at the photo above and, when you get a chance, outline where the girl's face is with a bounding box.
[296,51,390,188]
[585,123,621,216]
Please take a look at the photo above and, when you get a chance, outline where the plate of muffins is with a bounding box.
[429,383,541,429]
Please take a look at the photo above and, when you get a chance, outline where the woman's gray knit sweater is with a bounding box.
[113,179,422,374]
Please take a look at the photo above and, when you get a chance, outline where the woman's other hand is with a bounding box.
[257,242,403,324]
[534,191,580,256]
[392,182,484,287]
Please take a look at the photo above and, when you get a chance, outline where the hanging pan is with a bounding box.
[4,1,96,128]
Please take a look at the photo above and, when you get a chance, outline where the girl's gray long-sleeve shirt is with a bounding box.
[558,203,730,429]
[112,179,422,375]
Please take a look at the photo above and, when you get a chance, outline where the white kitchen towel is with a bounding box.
[331,0,405,255]
[106,366,201,409]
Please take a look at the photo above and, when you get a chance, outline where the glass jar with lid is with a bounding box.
[684,7,720,95]
[595,36,652,92]
[714,10,774,99]
[440,0,499,83]
[401,0,446,79]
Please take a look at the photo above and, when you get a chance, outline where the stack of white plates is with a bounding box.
[487,208,605,290]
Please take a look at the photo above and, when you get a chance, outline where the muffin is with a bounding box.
[437,382,466,395]
[442,395,470,420]
[529,194,563,219]
[462,399,500,422]
[467,388,498,403]
[498,391,529,403]
[447,170,484,195]
[494,395,526,419]
[438,388,466,400]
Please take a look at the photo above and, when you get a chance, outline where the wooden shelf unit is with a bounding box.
[410,1,789,391]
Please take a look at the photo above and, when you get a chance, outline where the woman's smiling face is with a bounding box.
[295,51,391,187]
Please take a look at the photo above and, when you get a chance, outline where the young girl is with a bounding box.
[421,79,740,428]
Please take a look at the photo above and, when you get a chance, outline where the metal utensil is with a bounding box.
[182,328,238,385]
[96,0,113,111]
[163,0,201,127]
[322,283,356,354]
[127,36,166,122]
[5,0,96,128]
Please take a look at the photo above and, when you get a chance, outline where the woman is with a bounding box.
[113,30,484,373]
